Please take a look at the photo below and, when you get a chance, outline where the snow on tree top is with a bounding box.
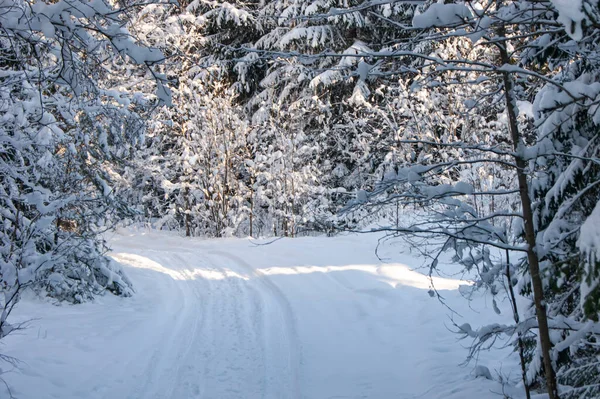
[412,3,472,29]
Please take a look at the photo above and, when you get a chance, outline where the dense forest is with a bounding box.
[1,0,600,398]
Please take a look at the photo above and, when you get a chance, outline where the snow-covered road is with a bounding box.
[2,230,525,399]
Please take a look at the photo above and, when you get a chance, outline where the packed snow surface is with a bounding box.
[2,229,528,398]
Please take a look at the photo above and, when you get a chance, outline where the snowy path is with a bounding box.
[2,230,524,399]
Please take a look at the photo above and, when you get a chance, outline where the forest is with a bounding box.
[1,0,600,398]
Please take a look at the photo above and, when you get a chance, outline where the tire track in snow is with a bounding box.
[107,243,301,399]
[107,251,212,399]
[193,253,266,399]
[164,253,209,399]
[159,250,266,399]
[206,251,303,399]
[127,252,200,399]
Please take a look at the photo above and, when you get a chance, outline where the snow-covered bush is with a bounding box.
[0,0,169,340]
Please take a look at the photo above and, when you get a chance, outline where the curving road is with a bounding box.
[2,230,520,399]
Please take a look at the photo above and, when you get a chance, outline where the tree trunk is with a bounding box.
[184,186,191,237]
[249,184,254,238]
[506,250,531,399]
[499,44,559,399]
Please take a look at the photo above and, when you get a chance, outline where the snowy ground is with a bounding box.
[1,229,531,399]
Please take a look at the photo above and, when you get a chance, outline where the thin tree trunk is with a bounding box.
[499,42,559,399]
[506,249,532,399]
[184,186,191,237]
[249,183,254,238]
[491,195,495,226]
[55,214,62,245]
